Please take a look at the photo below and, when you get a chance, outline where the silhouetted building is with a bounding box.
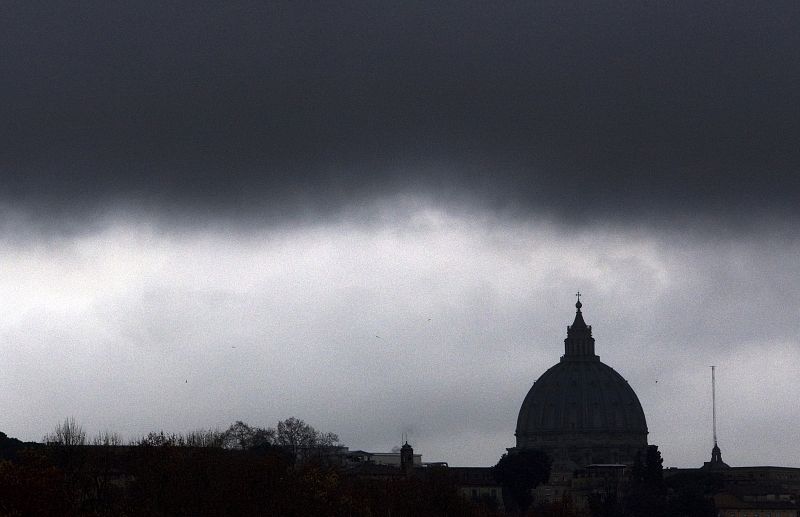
[400,441,414,475]
[449,467,504,509]
[713,490,798,517]
[341,447,422,468]
[514,298,648,472]
[665,466,800,517]
[506,298,649,512]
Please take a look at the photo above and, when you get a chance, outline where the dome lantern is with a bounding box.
[563,295,598,360]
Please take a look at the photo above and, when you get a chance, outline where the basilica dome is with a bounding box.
[515,300,648,471]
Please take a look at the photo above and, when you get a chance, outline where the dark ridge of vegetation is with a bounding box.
[0,431,40,461]
[1,419,502,516]
[0,445,500,516]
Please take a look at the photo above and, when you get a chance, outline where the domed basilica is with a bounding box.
[514,298,648,473]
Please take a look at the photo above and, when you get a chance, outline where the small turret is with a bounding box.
[400,441,414,476]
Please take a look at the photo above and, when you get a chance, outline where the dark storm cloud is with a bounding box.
[3,1,800,226]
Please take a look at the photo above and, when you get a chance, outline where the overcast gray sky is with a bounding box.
[1,1,798,467]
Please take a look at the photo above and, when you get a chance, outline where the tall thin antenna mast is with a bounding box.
[711,365,717,447]
[705,365,727,467]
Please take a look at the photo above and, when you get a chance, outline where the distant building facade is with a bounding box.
[668,385,800,516]
[666,462,800,517]
[340,447,422,467]
[448,467,504,509]
[341,443,506,510]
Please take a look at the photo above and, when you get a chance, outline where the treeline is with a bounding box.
[0,420,500,517]
[41,416,339,453]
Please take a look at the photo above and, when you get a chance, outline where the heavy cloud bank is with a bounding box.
[2,1,800,229]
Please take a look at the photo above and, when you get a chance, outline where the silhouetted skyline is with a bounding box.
[0,1,798,468]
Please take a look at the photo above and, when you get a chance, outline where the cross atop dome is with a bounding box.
[570,294,589,333]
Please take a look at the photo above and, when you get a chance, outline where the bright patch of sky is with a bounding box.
[1,202,797,467]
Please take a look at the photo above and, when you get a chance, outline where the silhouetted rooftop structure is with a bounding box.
[515,298,648,472]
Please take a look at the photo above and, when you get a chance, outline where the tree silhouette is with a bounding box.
[623,445,667,517]
[221,421,275,450]
[492,449,551,513]
[275,417,339,462]
[92,430,123,446]
[43,417,86,446]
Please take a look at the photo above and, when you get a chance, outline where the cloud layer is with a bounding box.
[2,1,800,228]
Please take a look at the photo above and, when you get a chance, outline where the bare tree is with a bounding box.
[184,428,224,448]
[275,417,339,461]
[92,430,123,446]
[222,421,274,450]
[44,417,87,446]
[222,421,255,449]
[317,431,340,447]
[275,417,315,455]
[133,431,181,447]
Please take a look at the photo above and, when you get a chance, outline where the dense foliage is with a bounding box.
[492,449,552,513]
